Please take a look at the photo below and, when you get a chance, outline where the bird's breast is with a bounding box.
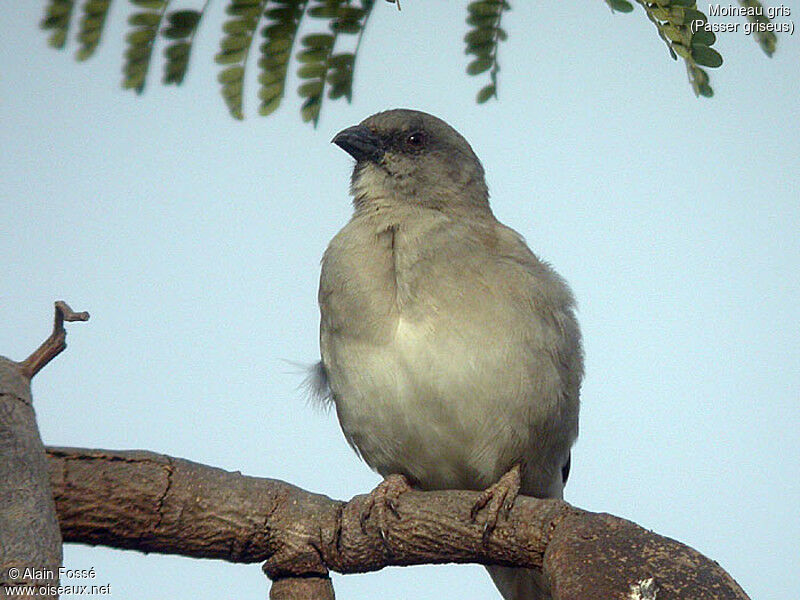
[319,210,579,493]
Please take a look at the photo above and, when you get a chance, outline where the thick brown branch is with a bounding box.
[20,301,89,379]
[46,447,750,600]
[0,361,61,599]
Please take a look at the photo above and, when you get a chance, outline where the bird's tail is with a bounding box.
[487,566,550,600]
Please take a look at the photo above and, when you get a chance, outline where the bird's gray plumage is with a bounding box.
[315,109,583,600]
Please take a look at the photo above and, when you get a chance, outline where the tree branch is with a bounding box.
[46,447,751,600]
[19,301,89,379]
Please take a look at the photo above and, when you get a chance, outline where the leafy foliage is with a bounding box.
[258,1,308,117]
[76,0,112,60]
[738,0,777,56]
[464,0,508,104]
[297,0,374,124]
[163,9,203,84]
[215,0,270,119]
[634,1,722,97]
[124,0,169,93]
[41,0,76,49]
[38,0,780,121]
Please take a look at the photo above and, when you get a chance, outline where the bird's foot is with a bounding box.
[360,473,413,537]
[470,463,522,543]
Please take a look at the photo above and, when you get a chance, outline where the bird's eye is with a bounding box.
[406,132,425,147]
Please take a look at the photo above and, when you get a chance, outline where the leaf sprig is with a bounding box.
[297,0,374,125]
[124,0,170,94]
[258,0,308,117]
[215,0,270,119]
[464,0,509,104]
[633,1,722,97]
[76,0,112,61]
[163,8,203,84]
[41,0,76,49]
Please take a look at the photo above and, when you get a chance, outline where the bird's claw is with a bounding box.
[471,464,522,543]
[360,473,412,537]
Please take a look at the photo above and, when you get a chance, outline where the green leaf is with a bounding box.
[259,95,282,116]
[467,14,498,28]
[671,42,691,59]
[662,24,685,43]
[125,45,150,62]
[46,0,72,17]
[331,21,361,34]
[298,80,323,97]
[259,82,284,100]
[129,12,161,27]
[465,42,495,59]
[467,58,492,75]
[608,0,634,13]
[301,96,321,123]
[335,6,363,20]
[476,84,496,103]
[308,5,340,18]
[301,33,334,48]
[221,34,250,51]
[224,19,252,35]
[691,45,723,68]
[215,49,246,64]
[227,5,261,18]
[650,7,668,21]
[168,10,201,29]
[691,29,715,47]
[126,28,156,45]
[221,79,243,99]
[265,37,292,53]
[328,53,354,69]
[682,9,706,25]
[464,28,495,45]
[328,82,350,100]
[40,0,76,49]
[326,68,351,86]
[297,48,329,62]
[297,63,326,78]
[218,65,244,84]
[165,41,189,60]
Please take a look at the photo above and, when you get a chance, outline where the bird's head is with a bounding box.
[332,109,490,212]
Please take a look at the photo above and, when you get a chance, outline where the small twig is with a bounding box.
[19,301,89,379]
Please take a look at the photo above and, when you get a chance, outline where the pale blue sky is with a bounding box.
[2,2,798,599]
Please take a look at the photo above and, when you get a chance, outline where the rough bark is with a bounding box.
[0,358,62,599]
[46,447,751,600]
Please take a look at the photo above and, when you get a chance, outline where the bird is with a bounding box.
[311,108,583,600]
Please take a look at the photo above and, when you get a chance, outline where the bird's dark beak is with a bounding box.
[332,125,383,162]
